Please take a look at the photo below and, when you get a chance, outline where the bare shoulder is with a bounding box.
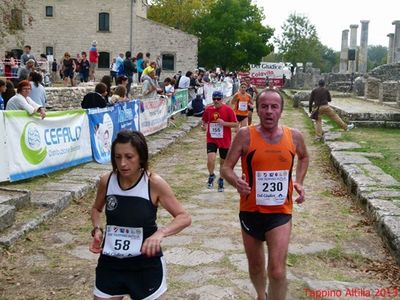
[290,128,306,145]
[99,172,112,186]
[148,172,168,188]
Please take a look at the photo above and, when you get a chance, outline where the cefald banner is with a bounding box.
[4,110,92,182]
[87,100,140,164]
[140,96,168,136]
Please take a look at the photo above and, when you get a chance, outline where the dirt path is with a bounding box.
[0,103,399,299]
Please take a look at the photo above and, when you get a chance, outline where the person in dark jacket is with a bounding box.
[81,82,108,109]
[309,79,354,140]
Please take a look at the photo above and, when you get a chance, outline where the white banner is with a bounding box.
[139,96,168,136]
[4,110,92,181]
[0,112,9,182]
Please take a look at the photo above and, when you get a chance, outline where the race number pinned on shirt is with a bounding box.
[238,101,248,111]
[255,170,289,206]
[102,225,143,258]
[209,122,223,138]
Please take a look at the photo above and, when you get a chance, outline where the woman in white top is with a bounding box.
[6,80,46,119]
[29,71,47,107]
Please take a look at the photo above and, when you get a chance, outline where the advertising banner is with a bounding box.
[87,100,140,164]
[247,62,291,87]
[0,112,9,182]
[174,89,189,113]
[140,96,168,136]
[4,110,92,182]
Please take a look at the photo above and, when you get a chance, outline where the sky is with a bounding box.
[254,0,399,51]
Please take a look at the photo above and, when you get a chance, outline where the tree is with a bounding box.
[368,45,387,70]
[191,0,273,70]
[147,0,215,32]
[0,0,33,46]
[275,13,321,67]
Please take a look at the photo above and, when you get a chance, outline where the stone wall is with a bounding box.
[46,85,142,111]
[365,77,380,99]
[382,81,399,102]
[369,63,400,81]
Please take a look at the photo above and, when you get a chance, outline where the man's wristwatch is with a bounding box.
[91,226,103,237]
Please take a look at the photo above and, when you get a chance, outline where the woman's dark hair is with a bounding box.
[100,75,112,96]
[3,80,16,105]
[29,71,43,87]
[111,130,149,172]
[136,52,143,59]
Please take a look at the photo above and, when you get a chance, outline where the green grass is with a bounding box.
[340,128,400,182]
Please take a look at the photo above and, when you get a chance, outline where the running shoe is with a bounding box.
[347,123,355,131]
[217,178,224,192]
[207,174,215,189]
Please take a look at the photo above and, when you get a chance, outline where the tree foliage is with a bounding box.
[147,0,215,32]
[275,13,338,72]
[0,0,33,46]
[368,45,387,70]
[191,0,274,70]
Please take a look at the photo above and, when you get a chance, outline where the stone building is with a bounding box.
[1,0,198,79]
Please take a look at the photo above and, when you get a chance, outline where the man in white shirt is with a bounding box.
[178,71,192,89]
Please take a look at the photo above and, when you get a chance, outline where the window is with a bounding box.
[46,47,54,56]
[45,6,53,17]
[99,12,110,32]
[98,52,109,69]
[162,54,175,71]
[9,9,23,30]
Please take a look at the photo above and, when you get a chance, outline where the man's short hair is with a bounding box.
[318,79,325,87]
[255,88,284,112]
[95,82,107,94]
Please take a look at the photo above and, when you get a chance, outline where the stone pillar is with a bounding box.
[339,29,349,74]
[348,24,358,73]
[387,33,395,64]
[358,20,369,74]
[392,20,400,63]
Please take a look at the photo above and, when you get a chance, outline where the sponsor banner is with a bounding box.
[140,96,168,136]
[247,62,291,87]
[0,112,9,182]
[87,100,140,164]
[4,110,92,182]
[173,89,189,113]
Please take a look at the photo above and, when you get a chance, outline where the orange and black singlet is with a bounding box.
[240,125,296,214]
[233,92,252,117]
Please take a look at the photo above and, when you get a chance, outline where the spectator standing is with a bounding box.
[61,52,76,87]
[144,52,151,69]
[116,75,129,89]
[89,40,99,81]
[3,51,14,80]
[110,58,118,85]
[17,59,35,82]
[178,71,191,89]
[0,79,6,110]
[29,72,47,107]
[79,52,90,83]
[174,71,182,89]
[309,79,354,140]
[142,70,159,100]
[51,59,58,83]
[20,45,36,66]
[155,54,162,78]
[123,51,135,96]
[115,53,124,77]
[81,82,109,109]
[6,80,46,119]
[136,52,144,82]
[245,77,258,125]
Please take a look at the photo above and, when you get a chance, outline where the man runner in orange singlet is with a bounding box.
[222,88,309,300]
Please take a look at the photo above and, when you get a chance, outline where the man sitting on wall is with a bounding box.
[81,82,109,109]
